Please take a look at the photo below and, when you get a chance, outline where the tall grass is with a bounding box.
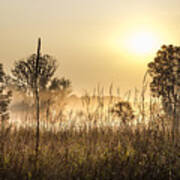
[0,86,179,180]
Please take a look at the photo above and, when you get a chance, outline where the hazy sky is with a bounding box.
[1,0,180,95]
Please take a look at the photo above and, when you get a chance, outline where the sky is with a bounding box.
[1,0,180,95]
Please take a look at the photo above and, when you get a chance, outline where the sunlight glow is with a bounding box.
[110,27,163,59]
[128,31,158,55]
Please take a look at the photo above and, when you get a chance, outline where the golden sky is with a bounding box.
[1,0,180,95]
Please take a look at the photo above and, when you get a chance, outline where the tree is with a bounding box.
[111,101,135,125]
[0,64,11,129]
[11,53,57,93]
[10,48,72,107]
[10,39,72,169]
[0,63,11,159]
[147,45,180,140]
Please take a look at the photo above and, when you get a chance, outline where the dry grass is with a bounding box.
[0,87,179,180]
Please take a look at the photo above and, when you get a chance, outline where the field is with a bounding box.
[0,89,180,180]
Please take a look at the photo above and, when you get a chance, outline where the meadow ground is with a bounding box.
[0,93,180,180]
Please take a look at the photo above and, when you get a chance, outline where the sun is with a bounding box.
[128,31,158,55]
[109,28,163,58]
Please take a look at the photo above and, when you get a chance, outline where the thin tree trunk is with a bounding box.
[177,106,180,135]
[35,38,41,163]
[172,91,179,143]
[172,103,176,143]
[174,105,180,141]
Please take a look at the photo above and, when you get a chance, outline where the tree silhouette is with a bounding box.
[147,45,180,139]
[49,77,71,91]
[10,50,71,107]
[111,101,135,125]
[11,54,57,93]
[0,63,12,159]
[0,64,11,127]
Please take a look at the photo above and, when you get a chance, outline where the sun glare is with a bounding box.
[128,31,158,55]
[111,28,162,58]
